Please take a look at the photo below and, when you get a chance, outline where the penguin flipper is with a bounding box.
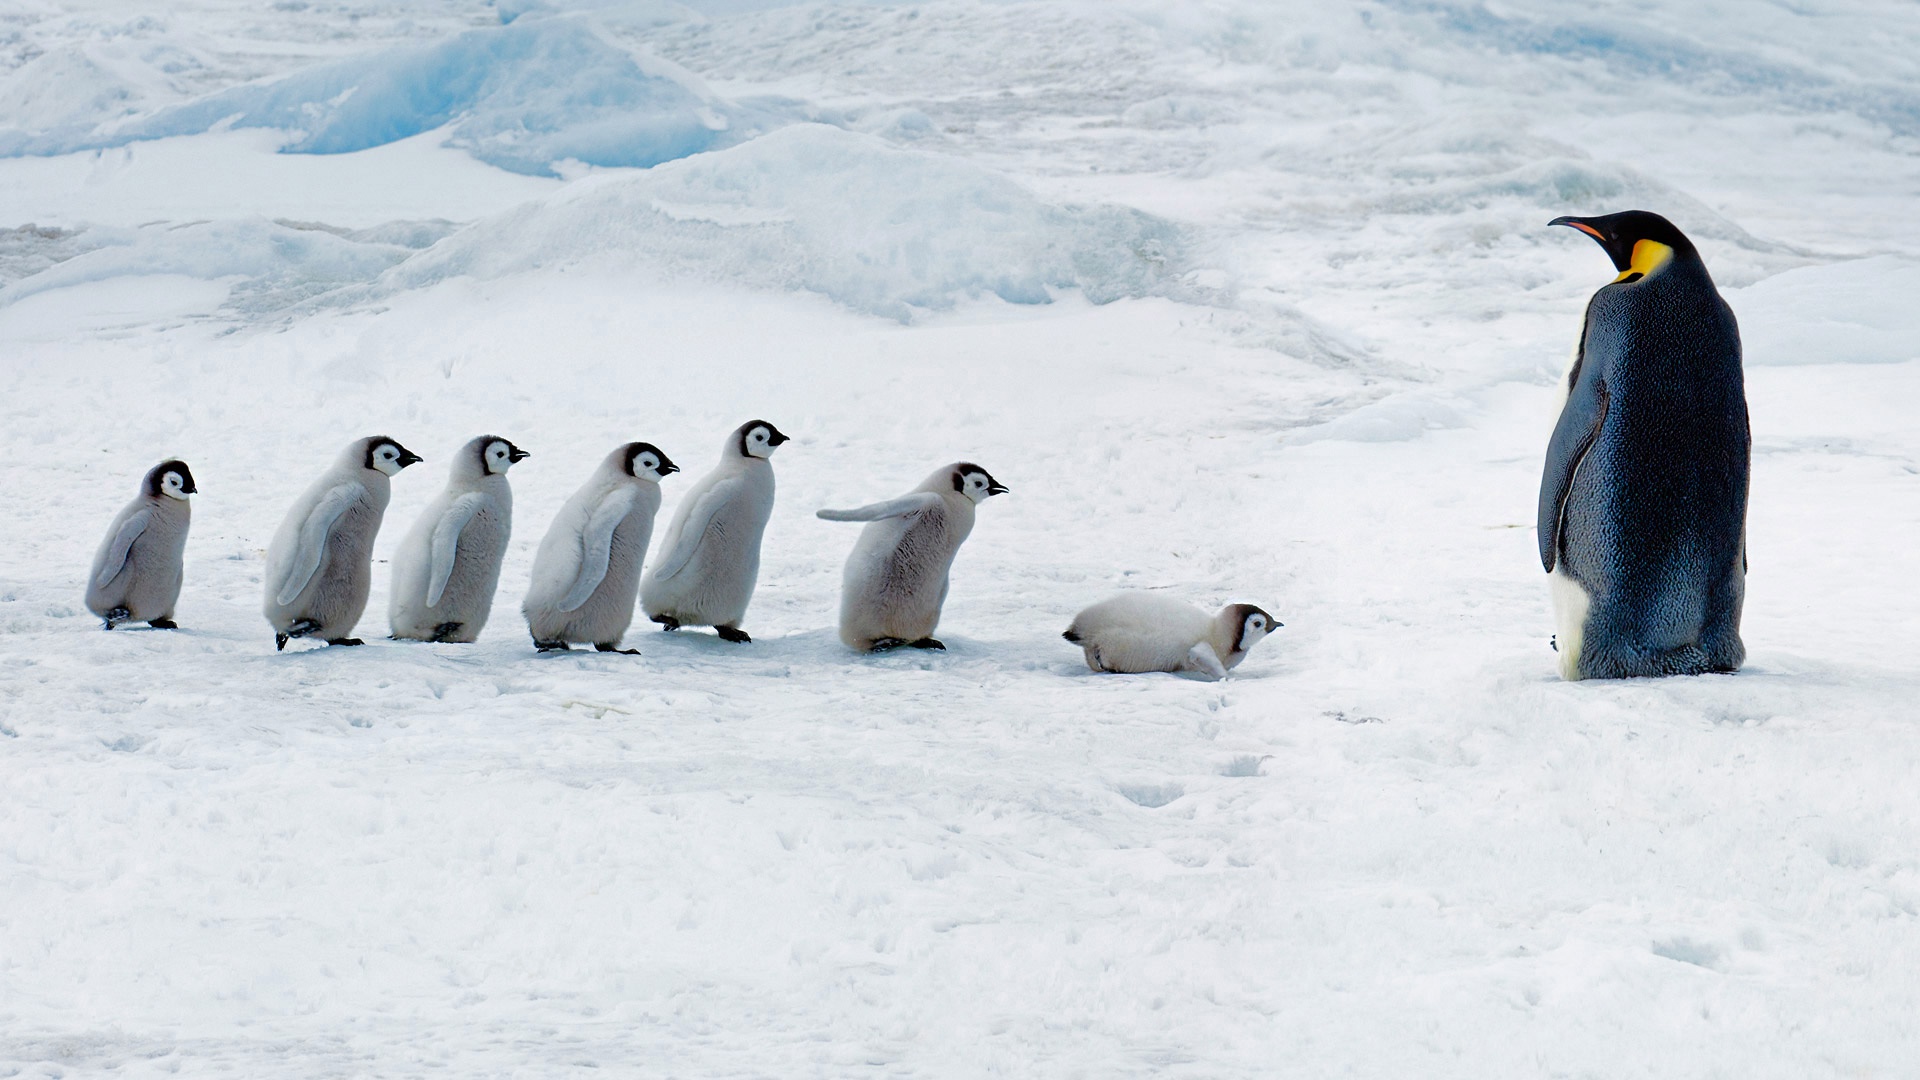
[276,482,364,607]
[558,487,639,612]
[816,492,942,522]
[1186,642,1229,680]
[95,509,152,589]
[425,493,487,608]
[649,476,743,583]
[1537,374,1609,573]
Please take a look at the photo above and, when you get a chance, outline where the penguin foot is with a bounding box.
[907,637,946,651]
[278,618,322,649]
[148,618,178,630]
[652,615,681,632]
[429,622,463,643]
[327,637,365,647]
[868,637,908,652]
[714,626,752,644]
[103,606,131,630]
[595,643,641,655]
[534,639,571,653]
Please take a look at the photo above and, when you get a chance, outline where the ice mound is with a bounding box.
[1729,257,1920,367]
[0,220,419,314]
[375,124,1186,320]
[0,18,763,178]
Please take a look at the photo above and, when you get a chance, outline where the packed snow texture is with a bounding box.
[0,17,771,177]
[375,123,1187,319]
[3,1,1920,1077]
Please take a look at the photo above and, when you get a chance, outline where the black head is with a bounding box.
[1549,210,1698,279]
[622,441,679,480]
[365,436,423,475]
[952,462,1009,502]
[145,459,196,499]
[1225,603,1279,653]
[737,420,789,459]
[477,436,529,475]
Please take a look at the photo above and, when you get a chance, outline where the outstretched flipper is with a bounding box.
[1537,356,1610,572]
[275,482,364,607]
[649,476,744,583]
[425,493,486,608]
[816,492,942,522]
[558,488,639,612]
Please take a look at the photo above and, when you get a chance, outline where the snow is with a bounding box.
[376,123,1188,319]
[0,17,778,177]
[3,0,1920,1076]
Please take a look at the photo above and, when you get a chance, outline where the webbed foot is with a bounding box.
[429,622,463,643]
[714,625,752,644]
[534,639,571,653]
[868,637,907,652]
[907,637,945,651]
[103,606,131,630]
[148,618,178,630]
[595,643,641,655]
[327,637,364,647]
[652,615,681,632]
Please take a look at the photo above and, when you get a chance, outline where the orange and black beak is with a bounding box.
[1549,215,1634,273]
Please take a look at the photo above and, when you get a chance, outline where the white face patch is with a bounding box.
[634,453,662,480]
[161,472,190,500]
[1243,613,1270,644]
[486,441,513,474]
[371,443,405,476]
[745,426,775,459]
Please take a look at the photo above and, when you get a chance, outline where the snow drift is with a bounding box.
[0,17,763,177]
[374,124,1187,320]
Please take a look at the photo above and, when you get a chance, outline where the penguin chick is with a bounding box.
[818,462,1007,652]
[1541,210,1749,680]
[1063,594,1278,679]
[388,435,528,643]
[523,442,678,654]
[640,420,787,643]
[262,435,422,650]
[85,459,196,630]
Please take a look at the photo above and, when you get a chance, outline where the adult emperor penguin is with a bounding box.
[1540,210,1749,680]
[85,459,196,630]
[263,435,422,650]
[388,435,528,643]
[817,461,1007,652]
[640,420,787,643]
[523,441,679,653]
[1063,594,1277,679]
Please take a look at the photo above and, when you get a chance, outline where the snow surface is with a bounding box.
[3,1,1920,1076]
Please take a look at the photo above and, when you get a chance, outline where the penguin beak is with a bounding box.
[768,429,790,447]
[987,480,1009,496]
[508,447,530,463]
[1549,216,1633,273]
[660,461,681,476]
[398,449,424,468]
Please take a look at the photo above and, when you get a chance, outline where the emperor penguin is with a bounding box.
[640,420,787,643]
[1063,594,1278,679]
[85,459,196,630]
[818,462,1007,652]
[1540,210,1749,680]
[263,435,422,650]
[388,435,528,643]
[523,442,679,653]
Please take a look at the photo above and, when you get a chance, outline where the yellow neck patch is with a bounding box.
[1614,239,1674,283]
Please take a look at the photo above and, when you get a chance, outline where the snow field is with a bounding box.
[2,0,1920,1076]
